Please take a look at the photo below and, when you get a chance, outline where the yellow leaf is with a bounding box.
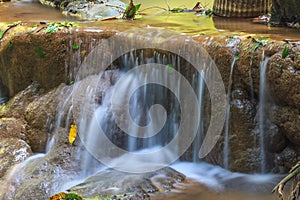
[48,192,66,200]
[69,124,77,144]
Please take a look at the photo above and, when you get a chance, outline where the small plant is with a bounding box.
[167,64,174,73]
[122,0,141,20]
[72,44,79,50]
[282,46,289,58]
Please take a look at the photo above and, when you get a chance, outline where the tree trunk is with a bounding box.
[213,0,269,18]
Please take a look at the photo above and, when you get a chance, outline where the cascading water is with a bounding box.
[223,57,236,169]
[258,54,270,173]
[0,28,284,200]
[78,49,199,173]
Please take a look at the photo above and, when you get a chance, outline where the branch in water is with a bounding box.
[272,162,300,199]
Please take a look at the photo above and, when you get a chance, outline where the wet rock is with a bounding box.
[275,146,298,173]
[228,89,260,173]
[40,0,126,20]
[0,138,32,178]
[68,167,185,199]
[64,1,126,20]
[201,88,261,173]
[271,106,300,146]
[25,83,73,152]
[25,83,68,130]
[264,123,287,153]
[0,118,27,141]
[1,128,87,200]
[267,51,300,109]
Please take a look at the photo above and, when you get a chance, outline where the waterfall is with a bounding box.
[192,70,205,163]
[71,28,228,174]
[259,54,270,173]
[223,57,236,169]
[79,55,190,173]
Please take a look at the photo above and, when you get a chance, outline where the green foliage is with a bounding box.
[35,46,46,58]
[234,55,239,61]
[282,46,289,58]
[167,64,174,73]
[252,36,274,51]
[46,22,79,34]
[0,30,3,38]
[204,9,213,16]
[45,24,58,34]
[72,44,79,50]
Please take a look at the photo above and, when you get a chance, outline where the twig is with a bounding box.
[289,181,300,200]
[165,0,170,11]
[105,3,126,10]
[0,22,21,40]
[139,6,168,12]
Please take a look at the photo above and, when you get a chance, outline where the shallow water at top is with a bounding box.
[0,0,73,22]
[0,0,299,40]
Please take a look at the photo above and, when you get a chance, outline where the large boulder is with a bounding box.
[40,0,126,20]
[1,128,85,200]
[25,83,73,152]
[267,47,300,109]
[0,138,32,178]
[0,82,43,119]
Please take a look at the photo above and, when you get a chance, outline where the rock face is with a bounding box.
[196,36,300,173]
[0,30,115,98]
[0,29,299,200]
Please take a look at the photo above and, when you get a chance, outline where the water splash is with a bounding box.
[259,55,270,173]
[171,162,281,192]
[223,57,236,169]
